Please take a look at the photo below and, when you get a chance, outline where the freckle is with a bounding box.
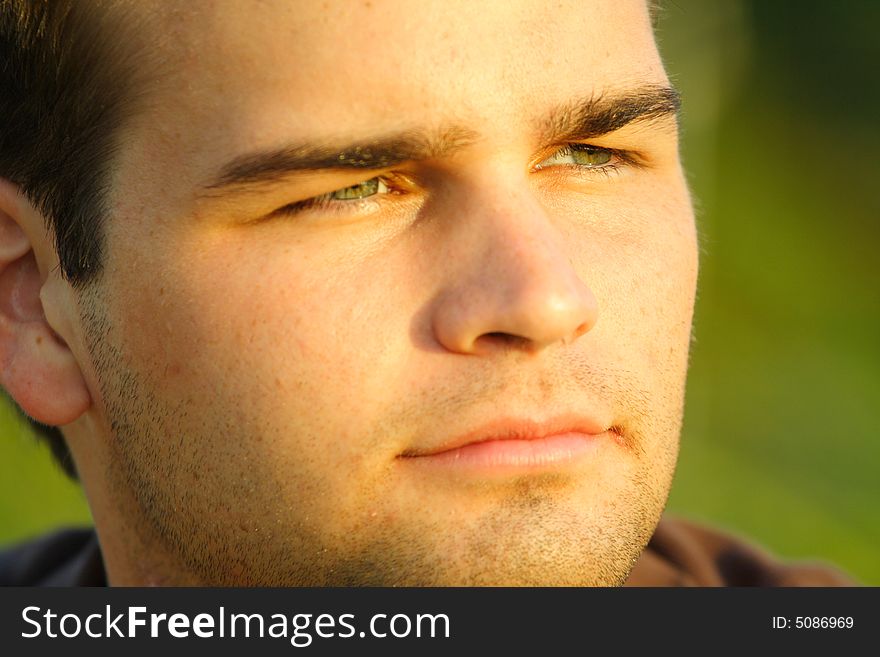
[35,335,43,345]
[159,286,164,296]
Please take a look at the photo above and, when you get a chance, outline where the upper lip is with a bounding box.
[399,414,610,458]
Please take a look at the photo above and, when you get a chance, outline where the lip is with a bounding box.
[398,415,613,473]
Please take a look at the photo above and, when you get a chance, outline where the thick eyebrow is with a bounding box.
[201,126,479,193]
[201,83,679,195]
[539,83,681,144]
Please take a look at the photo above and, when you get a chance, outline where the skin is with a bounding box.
[0,0,698,585]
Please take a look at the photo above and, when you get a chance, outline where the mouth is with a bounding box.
[397,415,616,475]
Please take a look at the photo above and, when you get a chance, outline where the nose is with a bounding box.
[431,184,598,356]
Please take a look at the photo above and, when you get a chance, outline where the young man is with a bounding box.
[0,0,852,586]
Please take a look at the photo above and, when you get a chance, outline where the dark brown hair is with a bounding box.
[1,0,146,477]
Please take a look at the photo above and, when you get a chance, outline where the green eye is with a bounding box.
[327,178,388,200]
[277,176,393,217]
[537,144,614,168]
[568,145,612,166]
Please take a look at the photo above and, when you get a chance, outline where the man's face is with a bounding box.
[72,0,698,585]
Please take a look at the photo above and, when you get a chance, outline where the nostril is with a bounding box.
[478,332,531,351]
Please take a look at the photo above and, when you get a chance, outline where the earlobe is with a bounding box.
[0,182,92,427]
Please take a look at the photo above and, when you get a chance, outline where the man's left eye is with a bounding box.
[536,144,614,168]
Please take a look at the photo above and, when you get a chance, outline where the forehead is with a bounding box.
[118,0,664,206]
[155,1,660,116]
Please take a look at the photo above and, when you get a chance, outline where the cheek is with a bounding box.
[102,227,419,529]
[567,182,698,382]
[634,200,697,344]
[109,226,411,444]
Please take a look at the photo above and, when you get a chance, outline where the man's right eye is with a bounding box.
[324,177,389,201]
[276,177,391,216]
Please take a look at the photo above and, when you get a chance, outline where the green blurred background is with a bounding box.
[1,0,877,584]
[658,0,879,584]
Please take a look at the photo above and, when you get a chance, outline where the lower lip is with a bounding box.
[403,432,608,474]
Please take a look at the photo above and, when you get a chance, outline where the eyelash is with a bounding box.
[276,144,631,217]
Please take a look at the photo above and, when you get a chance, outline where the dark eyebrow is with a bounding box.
[201,126,479,193]
[539,83,681,143]
[200,84,679,195]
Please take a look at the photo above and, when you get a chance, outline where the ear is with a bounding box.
[0,179,92,426]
